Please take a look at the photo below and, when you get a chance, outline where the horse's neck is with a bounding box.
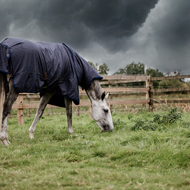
[86,80,103,101]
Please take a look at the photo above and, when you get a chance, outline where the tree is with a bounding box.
[114,62,145,75]
[98,63,109,75]
[126,62,145,75]
[88,61,98,71]
[146,68,164,77]
[114,62,145,87]
[114,68,126,75]
[114,62,145,86]
[146,68,164,89]
[88,62,109,75]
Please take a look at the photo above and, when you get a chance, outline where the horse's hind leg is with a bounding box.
[29,93,53,139]
[64,97,73,133]
[1,79,18,145]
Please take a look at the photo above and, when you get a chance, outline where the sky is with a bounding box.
[0,0,190,75]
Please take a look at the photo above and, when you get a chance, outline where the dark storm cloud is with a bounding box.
[38,0,159,52]
[0,0,159,53]
[6,0,190,74]
[0,0,42,37]
[151,0,190,73]
[153,0,190,49]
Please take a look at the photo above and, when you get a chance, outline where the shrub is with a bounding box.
[153,108,182,125]
[131,108,182,131]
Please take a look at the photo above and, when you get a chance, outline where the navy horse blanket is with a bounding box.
[0,38,103,107]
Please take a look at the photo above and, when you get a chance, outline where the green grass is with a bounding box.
[1,111,190,189]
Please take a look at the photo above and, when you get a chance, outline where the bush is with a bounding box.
[153,108,182,125]
[159,79,183,89]
[131,119,157,131]
[113,119,127,130]
[131,108,182,131]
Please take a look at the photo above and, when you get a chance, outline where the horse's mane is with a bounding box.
[86,79,103,100]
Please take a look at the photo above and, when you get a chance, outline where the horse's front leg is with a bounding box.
[1,116,9,145]
[29,93,53,139]
[64,98,73,133]
[1,79,18,145]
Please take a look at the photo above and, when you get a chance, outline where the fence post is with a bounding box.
[17,94,24,125]
[146,76,150,109]
[110,94,113,113]
[49,107,53,116]
[108,80,111,88]
[108,80,113,113]
[27,97,30,117]
[149,76,154,112]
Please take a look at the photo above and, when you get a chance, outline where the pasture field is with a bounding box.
[1,110,190,190]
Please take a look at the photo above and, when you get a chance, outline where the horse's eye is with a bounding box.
[103,109,108,113]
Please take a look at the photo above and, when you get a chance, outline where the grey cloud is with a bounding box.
[151,0,190,73]
[153,0,190,49]
[0,0,159,53]
[44,0,159,52]
[3,0,190,75]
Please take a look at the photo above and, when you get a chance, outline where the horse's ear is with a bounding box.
[101,91,106,100]
[105,93,109,99]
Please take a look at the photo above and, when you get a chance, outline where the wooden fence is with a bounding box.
[12,74,190,124]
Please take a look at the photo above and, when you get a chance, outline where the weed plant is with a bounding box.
[131,108,182,131]
[1,109,190,189]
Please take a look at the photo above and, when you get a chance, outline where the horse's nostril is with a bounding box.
[103,125,109,131]
[101,125,113,132]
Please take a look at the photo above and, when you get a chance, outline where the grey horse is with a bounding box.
[0,38,113,145]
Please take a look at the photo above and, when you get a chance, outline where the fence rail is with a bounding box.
[12,74,190,124]
[151,87,190,93]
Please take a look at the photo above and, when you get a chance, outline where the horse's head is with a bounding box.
[86,80,114,132]
[91,92,114,132]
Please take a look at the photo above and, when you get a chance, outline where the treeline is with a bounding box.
[88,62,110,75]
[88,61,188,88]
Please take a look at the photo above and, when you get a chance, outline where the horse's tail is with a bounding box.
[0,72,6,127]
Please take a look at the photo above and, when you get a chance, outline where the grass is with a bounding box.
[1,110,190,189]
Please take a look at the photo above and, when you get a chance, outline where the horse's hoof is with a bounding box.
[68,129,73,134]
[29,132,34,139]
[2,139,10,146]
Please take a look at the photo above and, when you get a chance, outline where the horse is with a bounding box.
[0,38,114,145]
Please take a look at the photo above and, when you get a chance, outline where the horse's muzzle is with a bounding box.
[101,125,113,132]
